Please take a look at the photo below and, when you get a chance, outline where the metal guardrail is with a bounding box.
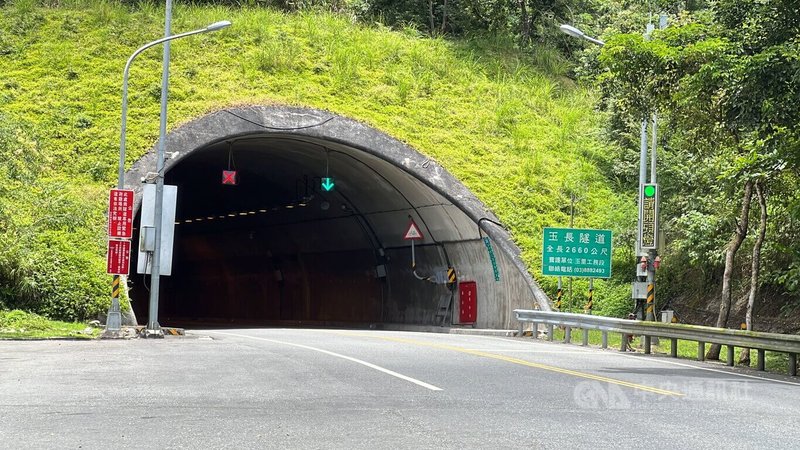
[514,309,800,377]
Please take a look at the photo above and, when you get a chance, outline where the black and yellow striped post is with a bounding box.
[646,283,655,320]
[106,274,122,332]
[446,267,457,291]
[112,275,121,300]
[584,279,594,315]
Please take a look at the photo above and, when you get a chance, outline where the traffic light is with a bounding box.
[321,177,335,192]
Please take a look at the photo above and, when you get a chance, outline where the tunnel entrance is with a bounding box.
[126,105,547,329]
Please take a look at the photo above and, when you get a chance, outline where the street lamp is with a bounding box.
[108,20,231,333]
[559,21,663,323]
[559,24,605,46]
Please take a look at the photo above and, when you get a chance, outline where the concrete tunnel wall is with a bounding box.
[124,105,550,329]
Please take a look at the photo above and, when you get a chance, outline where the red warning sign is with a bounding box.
[108,189,134,239]
[403,219,424,240]
[106,239,131,275]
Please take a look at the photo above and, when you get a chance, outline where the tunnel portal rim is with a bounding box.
[124,104,550,312]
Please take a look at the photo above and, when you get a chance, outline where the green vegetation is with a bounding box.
[0,309,99,339]
[0,0,628,320]
[1,0,798,337]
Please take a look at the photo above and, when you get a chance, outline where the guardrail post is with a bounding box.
[757,349,765,371]
[582,328,589,346]
[727,345,735,367]
[565,327,572,344]
[790,353,797,377]
[697,342,705,361]
[531,322,538,339]
[644,336,652,355]
[620,334,628,352]
[601,331,608,349]
[518,321,523,338]
[548,324,554,341]
[670,338,677,358]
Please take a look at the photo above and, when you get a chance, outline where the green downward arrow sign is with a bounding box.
[321,177,335,192]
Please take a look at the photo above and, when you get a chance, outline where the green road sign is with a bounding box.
[321,177,335,192]
[542,227,612,278]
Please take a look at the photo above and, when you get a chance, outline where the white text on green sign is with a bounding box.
[542,227,613,278]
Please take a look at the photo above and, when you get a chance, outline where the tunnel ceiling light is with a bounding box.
[239,212,248,216]
[286,205,294,209]
[259,209,267,213]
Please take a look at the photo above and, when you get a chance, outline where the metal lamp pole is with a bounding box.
[112,19,231,333]
[559,21,664,321]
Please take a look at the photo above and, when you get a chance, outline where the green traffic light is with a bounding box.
[644,185,656,198]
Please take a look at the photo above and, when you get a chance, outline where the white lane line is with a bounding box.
[359,332,800,387]
[612,352,800,387]
[461,335,800,387]
[207,331,443,391]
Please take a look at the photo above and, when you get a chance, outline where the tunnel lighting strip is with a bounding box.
[173,200,309,225]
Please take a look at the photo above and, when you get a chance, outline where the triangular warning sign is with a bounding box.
[403,220,424,240]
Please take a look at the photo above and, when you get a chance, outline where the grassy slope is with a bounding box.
[0,309,98,339]
[0,0,633,319]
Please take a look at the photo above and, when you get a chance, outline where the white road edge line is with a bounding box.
[207,331,443,391]
[474,335,800,387]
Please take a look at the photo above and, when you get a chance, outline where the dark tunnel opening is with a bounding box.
[130,135,450,326]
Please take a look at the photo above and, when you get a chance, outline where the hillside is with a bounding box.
[0,0,632,320]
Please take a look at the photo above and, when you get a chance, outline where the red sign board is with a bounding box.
[403,219,424,240]
[222,170,238,185]
[107,239,131,275]
[108,189,134,239]
[459,281,477,324]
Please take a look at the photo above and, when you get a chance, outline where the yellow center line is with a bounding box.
[330,331,684,397]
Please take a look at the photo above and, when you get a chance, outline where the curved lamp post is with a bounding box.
[107,20,231,333]
[116,20,231,188]
[559,24,605,47]
[559,20,665,324]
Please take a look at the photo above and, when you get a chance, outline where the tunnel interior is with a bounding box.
[129,134,482,327]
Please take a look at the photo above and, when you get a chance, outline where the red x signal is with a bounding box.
[222,170,237,186]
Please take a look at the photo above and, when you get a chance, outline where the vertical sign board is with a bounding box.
[639,184,658,250]
[459,281,477,324]
[107,240,131,275]
[137,184,178,276]
[542,227,613,278]
[108,189,135,239]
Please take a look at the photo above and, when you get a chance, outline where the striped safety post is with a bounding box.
[112,275,121,301]
[646,283,655,319]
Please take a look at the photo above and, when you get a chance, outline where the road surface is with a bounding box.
[1,328,798,448]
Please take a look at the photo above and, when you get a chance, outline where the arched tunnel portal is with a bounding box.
[125,105,549,329]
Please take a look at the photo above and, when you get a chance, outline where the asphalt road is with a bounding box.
[1,328,799,449]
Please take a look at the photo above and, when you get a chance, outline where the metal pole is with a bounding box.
[111,21,227,333]
[146,0,174,337]
[556,277,563,310]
